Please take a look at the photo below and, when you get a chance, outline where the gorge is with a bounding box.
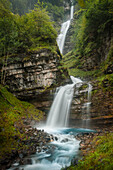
[0,0,113,170]
[7,1,96,169]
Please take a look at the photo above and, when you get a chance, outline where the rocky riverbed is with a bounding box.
[1,116,113,170]
[0,123,54,170]
[75,119,113,157]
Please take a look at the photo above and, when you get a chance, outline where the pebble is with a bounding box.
[0,125,52,169]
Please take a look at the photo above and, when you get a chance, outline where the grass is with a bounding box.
[0,85,43,159]
[68,133,113,170]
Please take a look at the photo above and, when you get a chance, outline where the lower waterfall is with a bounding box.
[46,76,82,128]
[9,76,95,170]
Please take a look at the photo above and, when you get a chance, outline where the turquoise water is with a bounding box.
[9,127,95,170]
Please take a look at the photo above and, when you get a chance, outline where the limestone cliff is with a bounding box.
[3,48,68,100]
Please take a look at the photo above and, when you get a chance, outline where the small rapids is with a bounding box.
[7,0,95,167]
[8,74,94,170]
[9,128,95,170]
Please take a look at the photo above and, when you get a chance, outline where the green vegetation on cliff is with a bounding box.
[68,133,113,170]
[63,1,113,169]
[63,0,113,82]
[9,0,64,30]
[0,0,58,84]
[0,85,43,159]
[0,0,57,58]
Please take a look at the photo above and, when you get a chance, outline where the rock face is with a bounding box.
[63,22,74,55]
[81,28,113,71]
[69,80,113,128]
[4,48,68,100]
[70,83,91,120]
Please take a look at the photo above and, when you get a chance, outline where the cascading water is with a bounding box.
[82,83,92,128]
[9,77,95,170]
[70,5,74,19]
[57,2,74,54]
[8,1,95,169]
[46,76,82,128]
[87,83,92,117]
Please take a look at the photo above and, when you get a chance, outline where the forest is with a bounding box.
[0,0,113,169]
[0,0,57,56]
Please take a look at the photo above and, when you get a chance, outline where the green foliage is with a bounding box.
[72,0,113,58]
[98,74,113,91]
[62,50,100,78]
[62,0,113,80]
[0,15,22,57]
[68,133,113,170]
[78,0,85,8]
[46,3,64,21]
[101,46,113,72]
[0,0,11,17]
[9,0,64,26]
[0,85,43,158]
[18,5,57,50]
[0,0,57,58]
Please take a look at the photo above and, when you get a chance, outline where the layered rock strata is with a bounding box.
[4,48,68,100]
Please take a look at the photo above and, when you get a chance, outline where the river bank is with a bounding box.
[0,119,54,170]
[1,115,113,170]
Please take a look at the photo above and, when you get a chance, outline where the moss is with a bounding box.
[68,133,113,170]
[28,45,57,54]
[0,85,43,159]
[97,74,113,91]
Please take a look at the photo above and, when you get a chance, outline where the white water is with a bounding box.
[46,76,82,128]
[83,83,92,118]
[9,76,94,170]
[70,5,74,19]
[82,83,92,128]
[9,128,95,170]
[8,0,94,169]
[57,20,71,54]
[57,4,74,54]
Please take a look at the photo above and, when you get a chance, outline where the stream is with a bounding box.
[8,2,95,169]
[8,76,95,170]
[10,128,94,170]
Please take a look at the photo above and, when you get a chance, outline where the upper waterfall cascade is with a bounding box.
[57,3,74,54]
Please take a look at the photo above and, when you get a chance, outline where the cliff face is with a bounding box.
[82,30,113,71]
[63,22,74,55]
[4,48,68,100]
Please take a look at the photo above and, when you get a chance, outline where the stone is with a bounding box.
[4,48,68,101]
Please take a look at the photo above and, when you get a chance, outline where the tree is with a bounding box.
[0,0,11,17]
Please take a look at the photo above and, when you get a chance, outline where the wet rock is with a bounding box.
[19,158,32,165]
[61,138,69,143]
[54,136,58,141]
[19,153,23,159]
[71,158,79,166]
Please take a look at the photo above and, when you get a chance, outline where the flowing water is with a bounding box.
[46,76,82,128]
[57,3,74,54]
[9,76,94,170]
[10,128,94,170]
[8,1,95,169]
[81,83,92,128]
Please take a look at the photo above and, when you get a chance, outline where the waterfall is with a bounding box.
[57,20,71,54]
[70,5,74,19]
[86,83,92,119]
[10,77,94,170]
[57,2,74,54]
[46,76,82,128]
[82,83,92,128]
